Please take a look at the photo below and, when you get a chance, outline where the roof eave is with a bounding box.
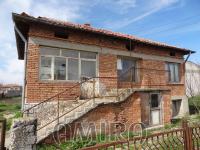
[12,12,195,56]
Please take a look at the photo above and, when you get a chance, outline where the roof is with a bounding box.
[12,12,195,59]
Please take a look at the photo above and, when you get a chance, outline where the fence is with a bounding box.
[0,119,6,150]
[81,120,200,150]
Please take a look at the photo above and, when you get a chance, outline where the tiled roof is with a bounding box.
[14,12,195,54]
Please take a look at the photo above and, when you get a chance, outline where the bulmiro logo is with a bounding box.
[52,121,148,147]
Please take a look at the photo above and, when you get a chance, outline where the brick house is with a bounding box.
[0,84,22,98]
[13,12,194,143]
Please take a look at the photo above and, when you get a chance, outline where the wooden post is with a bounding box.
[0,118,6,150]
[57,95,60,124]
[93,78,95,104]
[182,120,194,150]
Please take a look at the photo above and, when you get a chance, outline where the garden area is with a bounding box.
[37,96,200,150]
[0,96,21,130]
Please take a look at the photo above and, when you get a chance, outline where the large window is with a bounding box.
[117,57,137,82]
[167,63,180,83]
[40,47,97,81]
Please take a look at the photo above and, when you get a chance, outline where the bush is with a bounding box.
[189,96,200,114]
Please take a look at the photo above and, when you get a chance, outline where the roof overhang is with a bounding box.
[12,12,195,60]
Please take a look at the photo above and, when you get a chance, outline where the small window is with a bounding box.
[151,94,160,108]
[172,99,182,117]
[54,31,69,39]
[170,52,176,56]
[54,57,66,80]
[167,63,180,83]
[40,56,52,80]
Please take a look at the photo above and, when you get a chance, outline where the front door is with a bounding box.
[150,93,162,126]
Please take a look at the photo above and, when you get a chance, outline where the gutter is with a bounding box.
[184,51,191,63]
[13,23,27,111]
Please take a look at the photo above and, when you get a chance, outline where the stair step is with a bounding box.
[36,89,134,143]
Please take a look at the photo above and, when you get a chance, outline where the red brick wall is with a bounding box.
[24,24,186,143]
[25,23,186,106]
[26,43,80,103]
[43,92,141,144]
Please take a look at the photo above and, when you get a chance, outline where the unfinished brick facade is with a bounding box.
[13,12,193,143]
[25,24,186,102]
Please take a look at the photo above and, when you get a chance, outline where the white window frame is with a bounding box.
[39,46,97,82]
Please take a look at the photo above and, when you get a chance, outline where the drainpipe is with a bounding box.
[13,23,28,111]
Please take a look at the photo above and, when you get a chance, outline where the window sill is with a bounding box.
[167,82,184,85]
[39,79,79,84]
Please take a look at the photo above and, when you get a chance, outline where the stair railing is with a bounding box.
[23,66,137,131]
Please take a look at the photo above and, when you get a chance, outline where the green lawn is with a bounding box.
[0,96,22,130]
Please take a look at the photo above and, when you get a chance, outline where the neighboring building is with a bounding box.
[0,84,22,98]
[185,61,200,97]
[13,12,194,143]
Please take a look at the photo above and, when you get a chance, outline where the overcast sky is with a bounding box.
[0,0,199,84]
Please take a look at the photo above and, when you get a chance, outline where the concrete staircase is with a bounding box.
[35,88,134,143]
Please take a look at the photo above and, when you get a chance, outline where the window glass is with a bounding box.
[118,57,136,82]
[80,51,96,59]
[117,59,122,70]
[168,63,179,82]
[68,58,79,80]
[151,94,159,108]
[81,60,96,78]
[62,49,79,58]
[54,57,66,80]
[169,63,175,82]
[174,64,179,82]
[40,56,52,80]
[172,99,182,117]
[40,47,60,56]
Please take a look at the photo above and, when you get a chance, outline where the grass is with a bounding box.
[0,96,22,130]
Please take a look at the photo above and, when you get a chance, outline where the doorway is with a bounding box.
[150,93,162,126]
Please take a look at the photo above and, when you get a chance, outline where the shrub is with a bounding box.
[189,96,200,114]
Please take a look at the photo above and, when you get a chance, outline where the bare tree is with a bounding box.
[185,62,200,113]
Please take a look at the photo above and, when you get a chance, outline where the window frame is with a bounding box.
[117,56,138,82]
[167,62,180,83]
[39,46,97,82]
[40,55,54,80]
[172,99,182,118]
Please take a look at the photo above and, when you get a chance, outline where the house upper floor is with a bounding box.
[12,12,195,103]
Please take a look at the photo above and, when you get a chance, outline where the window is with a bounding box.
[40,47,97,81]
[54,57,66,80]
[117,57,137,82]
[150,94,160,108]
[172,99,182,117]
[68,58,79,80]
[40,56,53,80]
[167,63,180,83]
[81,60,96,78]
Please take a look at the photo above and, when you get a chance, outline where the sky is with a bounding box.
[0,0,199,84]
